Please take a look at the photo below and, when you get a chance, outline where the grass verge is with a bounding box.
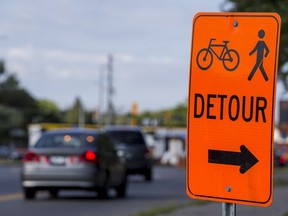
[131,200,208,216]
[0,159,21,166]
[274,166,288,187]
[275,166,288,174]
[274,178,288,187]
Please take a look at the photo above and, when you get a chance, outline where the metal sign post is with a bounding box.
[222,203,236,216]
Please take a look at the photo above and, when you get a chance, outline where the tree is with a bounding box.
[0,74,38,125]
[0,60,5,75]
[64,97,85,126]
[222,0,288,77]
[170,102,187,127]
[0,105,24,136]
[0,64,39,143]
[36,99,61,123]
[137,100,187,127]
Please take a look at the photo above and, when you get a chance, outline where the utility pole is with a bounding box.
[97,65,105,127]
[106,54,114,125]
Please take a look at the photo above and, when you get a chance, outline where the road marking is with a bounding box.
[0,193,22,202]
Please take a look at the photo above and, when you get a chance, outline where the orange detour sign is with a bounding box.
[186,12,281,207]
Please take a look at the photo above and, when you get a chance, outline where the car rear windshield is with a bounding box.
[106,131,145,145]
[35,132,98,148]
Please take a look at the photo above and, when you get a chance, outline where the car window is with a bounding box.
[106,131,145,145]
[35,132,98,148]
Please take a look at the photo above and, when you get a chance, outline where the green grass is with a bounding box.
[274,166,288,187]
[283,212,288,216]
[274,178,288,187]
[275,166,288,174]
[0,159,21,166]
[131,200,208,216]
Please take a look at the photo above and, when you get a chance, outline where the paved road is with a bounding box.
[0,165,191,216]
[1,164,288,216]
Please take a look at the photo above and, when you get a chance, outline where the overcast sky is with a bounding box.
[0,0,224,113]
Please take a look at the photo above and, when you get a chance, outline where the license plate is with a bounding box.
[50,156,66,165]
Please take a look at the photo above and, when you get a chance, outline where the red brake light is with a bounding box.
[85,151,96,160]
[23,152,40,162]
[279,156,286,166]
[81,151,98,163]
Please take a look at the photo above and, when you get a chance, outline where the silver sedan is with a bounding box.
[21,129,127,199]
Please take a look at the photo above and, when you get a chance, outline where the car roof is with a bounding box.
[43,128,100,135]
[104,125,143,132]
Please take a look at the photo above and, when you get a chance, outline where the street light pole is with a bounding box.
[106,54,114,125]
[97,65,105,127]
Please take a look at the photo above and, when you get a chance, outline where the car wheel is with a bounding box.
[49,189,59,198]
[24,188,36,200]
[144,168,152,182]
[116,175,127,198]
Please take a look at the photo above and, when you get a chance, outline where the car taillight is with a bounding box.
[23,152,40,162]
[279,156,286,166]
[144,147,151,157]
[23,152,49,163]
[80,151,98,163]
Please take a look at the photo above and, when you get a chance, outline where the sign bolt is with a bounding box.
[233,21,238,27]
[226,186,231,192]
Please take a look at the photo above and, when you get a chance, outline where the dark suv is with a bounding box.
[105,126,153,181]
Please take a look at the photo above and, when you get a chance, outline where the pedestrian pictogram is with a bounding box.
[187,12,281,207]
[196,38,240,71]
[248,30,270,81]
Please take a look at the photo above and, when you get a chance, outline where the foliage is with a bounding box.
[0,105,24,135]
[36,99,62,123]
[0,66,40,144]
[63,97,85,125]
[170,102,187,127]
[0,74,38,125]
[137,100,187,127]
[223,0,288,77]
[0,60,5,75]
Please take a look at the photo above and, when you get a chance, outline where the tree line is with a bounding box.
[0,61,187,146]
[0,61,98,146]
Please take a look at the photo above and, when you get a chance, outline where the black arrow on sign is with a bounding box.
[208,145,259,174]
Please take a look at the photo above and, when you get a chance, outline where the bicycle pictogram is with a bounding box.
[196,38,240,71]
